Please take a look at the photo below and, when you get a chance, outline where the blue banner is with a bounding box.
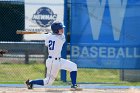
[70,0,140,69]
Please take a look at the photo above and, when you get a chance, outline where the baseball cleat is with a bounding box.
[71,84,78,88]
[70,84,83,91]
[25,79,33,89]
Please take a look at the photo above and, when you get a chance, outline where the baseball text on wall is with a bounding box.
[70,0,140,69]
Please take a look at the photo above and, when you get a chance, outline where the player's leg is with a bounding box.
[43,59,60,85]
[25,59,51,89]
[60,58,78,87]
[26,59,60,89]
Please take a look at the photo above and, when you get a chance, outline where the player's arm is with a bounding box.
[44,34,51,46]
[61,34,66,42]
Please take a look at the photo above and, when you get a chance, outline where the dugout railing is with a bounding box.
[0,41,48,64]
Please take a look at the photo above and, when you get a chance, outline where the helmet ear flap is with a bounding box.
[56,30,59,33]
[54,30,59,34]
[51,22,65,34]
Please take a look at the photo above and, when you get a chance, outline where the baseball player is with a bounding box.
[25,22,78,89]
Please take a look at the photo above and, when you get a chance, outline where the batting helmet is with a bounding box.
[51,22,65,34]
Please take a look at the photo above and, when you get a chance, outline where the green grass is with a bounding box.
[0,63,140,86]
[67,69,140,86]
[0,63,43,82]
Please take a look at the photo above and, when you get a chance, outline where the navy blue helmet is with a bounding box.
[51,22,65,34]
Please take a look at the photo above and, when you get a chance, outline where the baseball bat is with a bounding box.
[16,30,49,34]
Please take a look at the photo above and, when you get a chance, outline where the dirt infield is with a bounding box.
[0,87,140,93]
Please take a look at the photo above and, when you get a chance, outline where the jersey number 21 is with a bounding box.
[49,40,55,50]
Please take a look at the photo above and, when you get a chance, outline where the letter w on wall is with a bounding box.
[87,0,127,41]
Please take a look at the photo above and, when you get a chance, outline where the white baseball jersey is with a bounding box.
[42,33,77,85]
[44,33,65,58]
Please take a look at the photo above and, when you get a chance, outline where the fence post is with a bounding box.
[120,70,124,81]
[25,51,29,64]
[44,46,48,78]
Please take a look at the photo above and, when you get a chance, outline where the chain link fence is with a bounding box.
[0,41,46,83]
[0,0,23,41]
[0,1,47,83]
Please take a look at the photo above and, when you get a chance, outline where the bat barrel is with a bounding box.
[16,30,48,34]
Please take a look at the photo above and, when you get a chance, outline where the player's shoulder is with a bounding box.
[43,33,53,40]
[56,34,65,41]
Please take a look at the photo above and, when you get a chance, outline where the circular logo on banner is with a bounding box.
[32,7,57,27]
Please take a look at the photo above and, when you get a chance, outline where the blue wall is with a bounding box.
[70,0,140,69]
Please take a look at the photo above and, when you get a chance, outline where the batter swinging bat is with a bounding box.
[16,30,49,34]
